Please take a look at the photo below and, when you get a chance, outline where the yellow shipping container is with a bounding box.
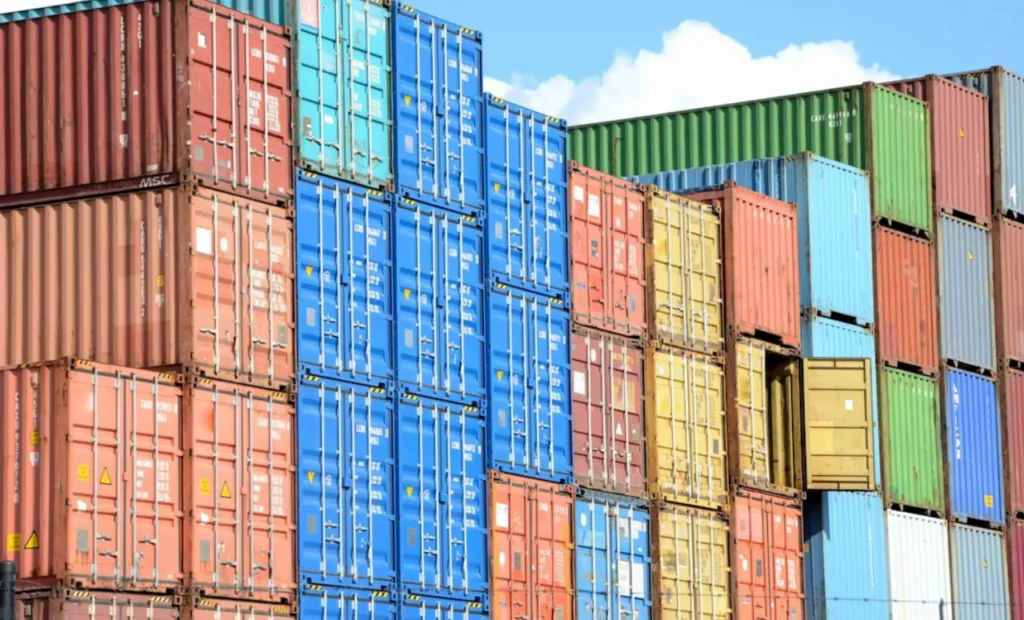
[652,502,730,620]
[646,186,723,354]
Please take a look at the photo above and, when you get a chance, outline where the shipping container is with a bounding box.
[299,586,397,620]
[489,472,574,620]
[1,0,148,23]
[731,487,804,620]
[182,377,296,603]
[650,501,729,620]
[393,5,484,215]
[951,524,1010,620]
[488,285,573,482]
[996,216,1024,365]
[571,328,646,497]
[297,378,395,589]
[575,490,652,620]
[803,492,890,620]
[296,0,392,189]
[874,226,940,376]
[0,359,183,591]
[886,510,952,620]
[645,348,727,510]
[15,590,179,620]
[401,594,488,619]
[635,153,874,326]
[570,163,648,338]
[396,392,488,602]
[939,215,996,373]
[185,599,294,619]
[683,183,800,348]
[1008,520,1024,620]
[0,0,293,208]
[946,368,1004,526]
[295,172,393,386]
[486,95,571,295]
[879,368,944,514]
[645,186,723,353]
[395,197,486,404]
[1007,370,1024,517]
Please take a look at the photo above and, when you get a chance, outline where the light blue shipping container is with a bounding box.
[804,492,890,620]
[393,5,485,215]
[485,94,570,295]
[395,197,486,405]
[300,586,398,620]
[297,378,396,589]
[632,153,873,326]
[946,368,1004,525]
[396,392,488,602]
[401,594,488,619]
[950,524,1010,620]
[296,171,394,385]
[938,215,996,373]
[296,0,392,188]
[575,492,652,620]
[488,284,573,482]
[0,0,285,23]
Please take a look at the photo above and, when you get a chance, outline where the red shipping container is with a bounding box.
[1011,520,1024,620]
[571,327,646,497]
[490,472,574,620]
[0,0,293,208]
[732,487,805,620]
[997,216,1024,365]
[1005,369,1024,518]
[874,226,939,376]
[185,598,294,618]
[16,589,180,619]
[569,163,647,339]
[684,182,800,349]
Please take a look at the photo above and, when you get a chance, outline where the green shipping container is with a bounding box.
[880,368,944,514]
[569,83,933,234]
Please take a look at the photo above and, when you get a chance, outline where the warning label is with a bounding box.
[200,478,211,494]
[99,468,112,486]
[77,465,89,482]
[24,532,38,550]
[7,534,21,552]
[220,482,232,499]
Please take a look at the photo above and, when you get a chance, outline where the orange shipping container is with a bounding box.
[15,589,180,619]
[184,598,294,618]
[490,472,574,620]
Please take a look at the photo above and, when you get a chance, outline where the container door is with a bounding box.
[801,358,875,491]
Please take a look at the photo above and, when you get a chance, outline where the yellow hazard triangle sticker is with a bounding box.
[99,468,112,486]
[24,532,38,550]
[220,482,232,499]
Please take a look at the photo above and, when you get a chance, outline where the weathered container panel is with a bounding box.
[299,587,397,620]
[401,594,489,620]
[1006,370,1024,517]
[651,502,729,620]
[1,0,148,23]
[879,368,944,514]
[939,215,996,373]
[946,368,1004,525]
[1009,520,1024,620]
[951,524,1010,620]
[997,216,1024,364]
[187,599,295,619]
[732,487,804,620]
[15,590,180,620]
[887,511,952,620]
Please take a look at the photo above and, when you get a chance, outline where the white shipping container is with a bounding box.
[887,510,953,620]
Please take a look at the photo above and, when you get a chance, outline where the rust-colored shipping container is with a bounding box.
[684,182,800,349]
[571,327,646,497]
[0,186,295,390]
[997,216,1024,366]
[570,163,647,339]
[490,472,574,620]
[1005,369,1024,518]
[1010,520,1024,620]
[183,376,296,603]
[0,359,184,592]
[16,589,181,619]
[184,598,294,618]
[874,226,939,376]
[0,0,293,208]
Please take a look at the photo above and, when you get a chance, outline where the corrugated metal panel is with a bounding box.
[0,0,145,23]
[997,216,1024,364]
[575,492,652,620]
[396,393,488,601]
[887,511,952,620]
[296,0,392,188]
[486,95,570,294]
[394,6,484,215]
[395,198,485,404]
[1007,370,1024,517]
[651,502,730,620]
[939,215,996,372]
[951,525,1010,620]
[488,285,573,482]
[732,488,805,620]
[297,379,396,589]
[189,600,297,619]
[296,173,394,385]
[803,492,890,620]
[1009,521,1024,620]
[946,368,1004,525]
[299,588,397,620]
[879,368,944,514]
[400,595,489,619]
[17,592,178,619]
[731,338,772,487]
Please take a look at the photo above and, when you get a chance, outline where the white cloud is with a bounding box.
[485,20,898,125]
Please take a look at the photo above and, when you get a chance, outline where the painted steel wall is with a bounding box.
[296,0,392,188]
[1,0,147,23]
[887,511,952,620]
[575,492,652,620]
[15,591,180,620]
[732,488,804,620]
[300,587,397,620]
[946,368,1004,525]
[939,215,996,372]
[485,95,570,294]
[395,198,486,404]
[393,5,484,214]
[651,502,730,620]
[951,525,1010,620]
[295,173,394,385]
[188,600,295,619]
[488,285,573,482]
[401,595,489,620]
[297,379,395,589]
[880,368,944,514]
[1007,370,1024,517]
[1009,521,1024,620]
[997,217,1024,364]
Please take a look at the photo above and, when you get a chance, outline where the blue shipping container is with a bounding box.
[298,378,396,589]
[397,392,488,601]
[395,198,486,404]
[296,0,392,188]
[804,492,890,620]
[401,595,488,619]
[393,5,485,215]
[296,172,394,385]
[485,94,570,295]
[575,492,652,620]
[946,368,1004,525]
[488,284,573,482]
[300,586,397,620]
[633,153,874,326]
